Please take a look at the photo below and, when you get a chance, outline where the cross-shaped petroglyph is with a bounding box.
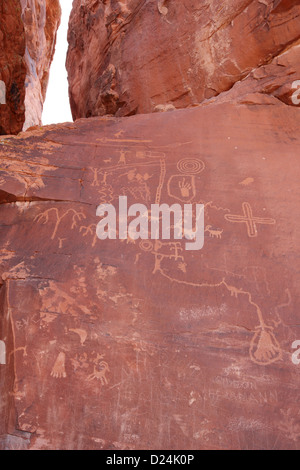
[224,202,275,237]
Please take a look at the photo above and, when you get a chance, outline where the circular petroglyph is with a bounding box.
[139,240,154,252]
[177,158,205,175]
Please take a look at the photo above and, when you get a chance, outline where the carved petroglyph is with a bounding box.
[278,409,300,442]
[114,130,125,139]
[69,329,88,346]
[34,208,86,241]
[131,156,282,365]
[205,225,223,239]
[51,352,67,378]
[91,168,101,187]
[167,158,205,203]
[80,224,98,247]
[58,238,67,249]
[0,160,45,192]
[155,159,166,204]
[87,354,110,385]
[118,150,130,165]
[225,202,275,237]
[96,137,152,146]
[177,158,205,175]
[158,0,168,15]
[179,178,192,198]
[274,288,292,327]
[250,328,282,365]
[152,241,185,274]
[88,362,110,384]
[239,177,254,186]
[168,175,196,202]
[41,282,92,319]
[147,237,281,365]
[205,201,230,213]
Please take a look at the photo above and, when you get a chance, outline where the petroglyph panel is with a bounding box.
[0,102,299,449]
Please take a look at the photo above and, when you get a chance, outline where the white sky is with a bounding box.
[42,0,73,125]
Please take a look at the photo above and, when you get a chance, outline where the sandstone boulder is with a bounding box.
[66,0,300,119]
[0,0,61,135]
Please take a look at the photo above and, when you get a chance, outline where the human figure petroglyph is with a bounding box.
[91,168,100,187]
[118,150,130,164]
[150,240,185,274]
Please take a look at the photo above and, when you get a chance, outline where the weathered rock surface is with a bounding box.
[0,0,61,135]
[66,0,300,119]
[0,93,300,449]
[0,0,26,135]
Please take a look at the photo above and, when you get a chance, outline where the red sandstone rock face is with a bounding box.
[66,0,300,119]
[0,0,26,135]
[0,94,300,449]
[0,0,61,135]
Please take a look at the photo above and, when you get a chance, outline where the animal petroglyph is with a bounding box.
[205,225,223,239]
[239,177,254,186]
[88,361,110,385]
[34,208,86,241]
